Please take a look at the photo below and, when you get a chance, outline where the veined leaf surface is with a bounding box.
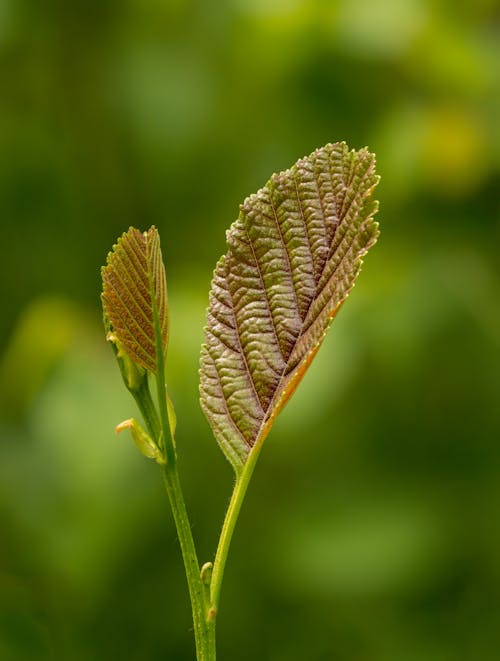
[200,143,380,473]
[101,226,168,374]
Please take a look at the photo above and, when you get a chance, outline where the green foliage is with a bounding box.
[200,143,379,472]
[99,143,379,659]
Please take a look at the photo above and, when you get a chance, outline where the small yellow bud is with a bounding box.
[115,417,164,463]
[106,332,147,392]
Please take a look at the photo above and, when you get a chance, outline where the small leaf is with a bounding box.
[166,392,177,438]
[106,330,147,393]
[116,417,164,463]
[200,562,213,586]
[199,143,379,473]
[101,227,168,374]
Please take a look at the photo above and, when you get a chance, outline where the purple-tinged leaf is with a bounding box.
[200,143,379,472]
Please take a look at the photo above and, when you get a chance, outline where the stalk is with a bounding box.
[150,281,214,660]
[209,442,263,619]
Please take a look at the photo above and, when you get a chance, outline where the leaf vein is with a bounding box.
[205,348,252,450]
[269,192,301,319]
[244,225,285,362]
[225,261,266,415]
[293,176,316,307]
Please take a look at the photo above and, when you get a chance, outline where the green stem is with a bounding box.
[161,463,214,660]
[148,283,214,660]
[145,369,214,659]
[131,377,161,439]
[209,443,264,618]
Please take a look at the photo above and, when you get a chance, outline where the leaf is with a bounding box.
[166,392,177,438]
[115,417,164,463]
[101,226,168,374]
[199,142,380,473]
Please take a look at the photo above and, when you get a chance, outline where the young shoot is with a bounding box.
[101,142,380,660]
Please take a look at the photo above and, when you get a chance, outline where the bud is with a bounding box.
[166,392,177,438]
[106,330,147,393]
[115,418,164,464]
[200,562,213,586]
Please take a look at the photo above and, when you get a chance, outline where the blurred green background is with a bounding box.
[1,1,499,659]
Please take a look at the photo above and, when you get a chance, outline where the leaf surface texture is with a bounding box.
[102,227,168,374]
[200,143,380,472]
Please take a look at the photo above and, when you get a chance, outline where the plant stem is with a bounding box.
[149,284,214,660]
[209,442,263,618]
[161,463,214,660]
[131,377,161,439]
[146,369,214,659]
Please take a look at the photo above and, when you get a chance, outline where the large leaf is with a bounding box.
[101,226,168,374]
[200,143,380,473]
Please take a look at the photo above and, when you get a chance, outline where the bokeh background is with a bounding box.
[1,1,499,659]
